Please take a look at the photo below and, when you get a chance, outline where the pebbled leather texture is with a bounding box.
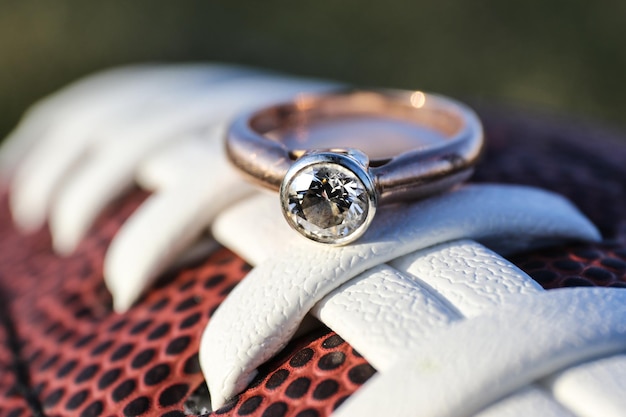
[209,182,626,417]
[312,263,459,371]
[328,241,626,416]
[203,184,600,408]
[389,239,544,316]
[314,240,542,371]
[334,288,626,417]
[1,65,626,417]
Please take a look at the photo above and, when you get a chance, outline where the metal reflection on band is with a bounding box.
[226,90,484,244]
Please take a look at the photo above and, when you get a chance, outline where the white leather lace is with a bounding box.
[1,64,625,417]
[206,187,626,417]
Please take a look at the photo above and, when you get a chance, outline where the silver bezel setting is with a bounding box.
[279,151,378,245]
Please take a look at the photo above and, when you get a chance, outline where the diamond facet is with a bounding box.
[283,161,371,243]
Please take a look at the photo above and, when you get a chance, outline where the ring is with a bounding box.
[226,90,484,245]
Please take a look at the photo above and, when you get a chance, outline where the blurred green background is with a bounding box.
[1,1,625,139]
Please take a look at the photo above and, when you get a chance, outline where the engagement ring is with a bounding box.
[226,90,483,244]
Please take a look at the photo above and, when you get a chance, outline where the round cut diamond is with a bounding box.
[284,163,370,242]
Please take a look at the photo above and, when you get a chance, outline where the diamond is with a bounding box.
[283,162,371,243]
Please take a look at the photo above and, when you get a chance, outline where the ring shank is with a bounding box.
[251,90,463,141]
[226,90,483,203]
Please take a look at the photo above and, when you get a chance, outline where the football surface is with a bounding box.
[0,97,625,417]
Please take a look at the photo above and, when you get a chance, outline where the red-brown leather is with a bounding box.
[0,105,625,417]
